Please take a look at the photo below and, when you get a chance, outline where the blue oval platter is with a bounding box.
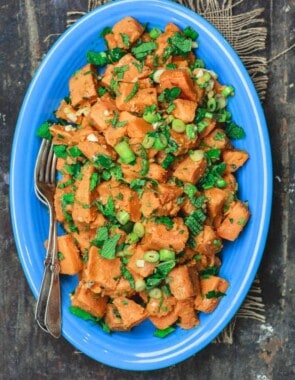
[10,0,272,371]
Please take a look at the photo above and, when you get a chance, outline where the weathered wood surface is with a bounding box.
[0,0,294,379]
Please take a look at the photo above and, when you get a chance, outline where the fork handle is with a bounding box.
[35,210,61,338]
[35,258,55,332]
[44,261,61,338]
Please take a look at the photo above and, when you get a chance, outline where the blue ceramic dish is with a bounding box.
[10,0,272,371]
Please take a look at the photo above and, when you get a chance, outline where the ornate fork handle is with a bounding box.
[35,195,61,338]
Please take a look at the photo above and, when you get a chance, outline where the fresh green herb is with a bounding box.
[205,290,226,299]
[184,209,206,237]
[161,153,175,169]
[100,233,121,259]
[128,62,141,77]
[91,226,109,248]
[225,122,246,139]
[154,326,175,338]
[131,41,158,60]
[69,306,111,333]
[152,216,174,231]
[89,172,99,191]
[183,26,198,40]
[124,81,139,102]
[57,251,65,261]
[199,266,219,279]
[36,121,52,140]
[93,154,113,169]
[121,266,135,288]
[146,260,176,290]
[149,27,162,39]
[100,26,112,37]
[120,33,130,47]
[113,64,129,80]
[158,87,181,103]
[53,144,67,158]
[68,146,83,158]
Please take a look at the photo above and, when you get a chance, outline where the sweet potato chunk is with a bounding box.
[69,64,98,107]
[127,245,157,278]
[168,265,198,300]
[57,234,82,275]
[71,283,108,318]
[222,149,249,172]
[217,200,250,241]
[194,225,223,256]
[112,297,147,330]
[88,98,117,132]
[194,276,229,313]
[97,180,141,222]
[83,246,121,293]
[173,155,207,184]
[72,164,98,225]
[171,99,197,123]
[141,217,189,253]
[175,298,200,329]
[116,83,158,113]
[159,69,197,101]
[111,17,144,49]
[140,183,183,218]
[149,309,178,330]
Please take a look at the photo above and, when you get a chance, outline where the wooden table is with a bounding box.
[0,0,294,378]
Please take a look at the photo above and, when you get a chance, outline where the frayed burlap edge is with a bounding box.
[60,0,268,344]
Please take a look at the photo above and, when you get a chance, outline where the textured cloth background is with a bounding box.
[64,0,267,343]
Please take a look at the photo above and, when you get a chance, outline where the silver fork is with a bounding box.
[34,138,61,338]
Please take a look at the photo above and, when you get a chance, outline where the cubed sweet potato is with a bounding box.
[57,234,82,275]
[71,282,108,318]
[69,64,98,107]
[194,275,229,313]
[217,200,250,241]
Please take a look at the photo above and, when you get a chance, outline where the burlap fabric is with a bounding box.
[63,0,268,343]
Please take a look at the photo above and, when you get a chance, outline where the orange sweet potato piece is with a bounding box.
[169,129,198,156]
[55,99,83,124]
[77,132,116,160]
[173,155,207,184]
[194,276,229,313]
[140,183,183,218]
[171,99,197,123]
[83,246,121,293]
[71,283,108,318]
[69,64,98,107]
[175,298,200,329]
[126,115,153,138]
[222,149,249,173]
[168,265,199,300]
[149,308,178,330]
[204,187,228,221]
[127,245,157,278]
[112,297,147,330]
[57,234,82,275]
[217,200,250,241]
[202,128,229,150]
[146,296,177,317]
[97,180,141,222]
[141,217,188,253]
[104,304,125,331]
[72,164,98,225]
[116,83,158,113]
[88,98,117,132]
[111,17,144,49]
[159,69,197,101]
[194,225,223,256]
